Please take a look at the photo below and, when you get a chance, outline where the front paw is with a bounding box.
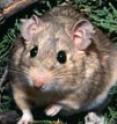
[85,112,104,124]
[45,104,62,117]
[17,111,33,124]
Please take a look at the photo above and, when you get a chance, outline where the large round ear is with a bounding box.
[20,15,43,41]
[72,19,95,50]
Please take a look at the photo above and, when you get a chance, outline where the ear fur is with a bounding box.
[72,19,95,50]
[20,15,42,41]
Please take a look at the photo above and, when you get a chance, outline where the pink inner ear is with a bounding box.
[73,30,83,38]
[28,23,38,36]
[73,30,86,50]
[21,15,44,41]
[71,19,94,50]
[73,35,82,46]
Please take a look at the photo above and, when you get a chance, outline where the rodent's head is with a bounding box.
[13,15,96,92]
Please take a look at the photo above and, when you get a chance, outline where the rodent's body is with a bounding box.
[9,4,117,124]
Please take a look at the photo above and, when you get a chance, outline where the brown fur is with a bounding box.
[9,4,117,123]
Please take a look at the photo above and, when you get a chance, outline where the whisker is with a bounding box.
[8,67,28,75]
[52,71,77,75]
[8,70,24,74]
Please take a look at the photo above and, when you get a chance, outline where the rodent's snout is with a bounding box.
[34,73,49,87]
[29,67,52,88]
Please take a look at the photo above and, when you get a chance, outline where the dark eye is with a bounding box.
[57,50,67,64]
[30,46,38,58]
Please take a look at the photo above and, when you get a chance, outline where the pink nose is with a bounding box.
[37,75,46,83]
[33,72,51,88]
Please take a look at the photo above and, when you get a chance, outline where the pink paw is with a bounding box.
[17,111,33,124]
[85,112,104,124]
[45,104,62,116]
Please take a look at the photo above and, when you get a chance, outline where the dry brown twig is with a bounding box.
[0,0,42,24]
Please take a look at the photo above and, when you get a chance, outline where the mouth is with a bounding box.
[26,72,63,92]
[40,81,61,92]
